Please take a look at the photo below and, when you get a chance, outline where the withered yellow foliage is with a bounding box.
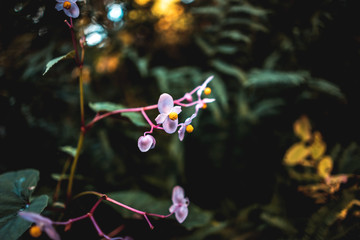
[310,131,326,160]
[283,142,310,166]
[293,115,312,142]
[317,156,333,179]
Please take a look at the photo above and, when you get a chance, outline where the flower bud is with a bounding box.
[138,135,156,152]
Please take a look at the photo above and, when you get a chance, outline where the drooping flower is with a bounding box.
[197,76,214,98]
[138,134,156,152]
[178,115,195,141]
[169,186,189,223]
[55,0,80,18]
[196,76,216,108]
[155,93,182,134]
[18,211,60,240]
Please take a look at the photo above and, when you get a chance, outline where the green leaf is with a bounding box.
[43,50,75,75]
[0,169,49,240]
[194,35,216,57]
[216,45,239,54]
[338,142,360,174]
[89,102,147,127]
[229,4,268,17]
[245,70,308,87]
[211,59,247,85]
[59,145,77,157]
[106,190,212,230]
[121,112,148,127]
[223,18,268,32]
[307,79,346,101]
[190,6,223,16]
[89,102,125,112]
[218,30,251,43]
[251,98,285,118]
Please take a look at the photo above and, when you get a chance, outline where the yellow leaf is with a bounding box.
[283,142,310,166]
[293,115,312,142]
[310,131,326,160]
[317,156,333,178]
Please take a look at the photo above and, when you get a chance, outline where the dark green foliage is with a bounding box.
[2,0,360,239]
[0,169,48,240]
[107,190,212,230]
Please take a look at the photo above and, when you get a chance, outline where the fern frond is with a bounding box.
[245,70,308,88]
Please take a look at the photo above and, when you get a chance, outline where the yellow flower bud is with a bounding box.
[30,225,42,238]
[63,1,71,9]
[204,87,211,95]
[202,103,207,109]
[169,112,178,120]
[186,125,194,133]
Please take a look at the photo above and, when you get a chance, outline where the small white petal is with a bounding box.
[203,98,216,103]
[178,125,185,141]
[155,113,168,124]
[197,76,214,97]
[169,204,177,213]
[172,106,182,114]
[55,3,63,11]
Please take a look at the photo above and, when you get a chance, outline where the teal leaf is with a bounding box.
[0,169,49,240]
[89,102,147,127]
[229,5,268,17]
[216,45,239,54]
[307,78,346,101]
[218,30,251,43]
[43,50,75,75]
[106,190,212,230]
[211,59,247,85]
[190,6,223,16]
[121,112,148,127]
[89,102,125,112]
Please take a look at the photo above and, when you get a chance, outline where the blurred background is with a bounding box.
[1,0,360,239]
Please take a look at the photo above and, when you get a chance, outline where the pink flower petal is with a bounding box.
[69,4,80,18]
[158,93,174,114]
[163,118,178,134]
[175,205,188,223]
[172,186,185,204]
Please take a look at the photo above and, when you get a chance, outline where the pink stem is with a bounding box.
[141,108,154,127]
[85,84,202,130]
[104,195,171,229]
[174,101,199,107]
[90,215,109,239]
[53,213,89,225]
[90,197,104,213]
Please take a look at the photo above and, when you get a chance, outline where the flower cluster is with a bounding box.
[18,186,189,239]
[138,76,215,152]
